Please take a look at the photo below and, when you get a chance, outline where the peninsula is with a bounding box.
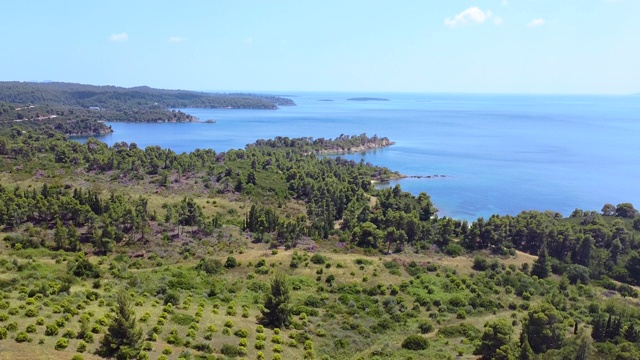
[0,82,295,136]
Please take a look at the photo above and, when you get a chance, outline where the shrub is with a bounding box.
[170,313,195,326]
[238,345,247,356]
[0,328,7,340]
[271,335,283,344]
[445,243,464,257]
[225,257,239,269]
[55,337,69,350]
[164,291,180,306]
[234,328,249,338]
[162,347,173,355]
[45,324,59,336]
[197,258,224,275]
[401,334,429,350]
[472,256,489,271]
[418,320,434,334]
[255,340,265,350]
[71,355,84,360]
[77,340,87,353]
[15,331,30,343]
[310,254,326,265]
[221,343,239,357]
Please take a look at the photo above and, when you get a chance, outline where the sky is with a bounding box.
[1,0,639,94]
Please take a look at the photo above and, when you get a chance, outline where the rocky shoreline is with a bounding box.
[314,138,395,155]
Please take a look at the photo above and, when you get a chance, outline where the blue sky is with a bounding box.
[1,0,638,94]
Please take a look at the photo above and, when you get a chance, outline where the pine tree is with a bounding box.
[261,273,292,328]
[531,244,551,279]
[99,290,143,359]
[625,323,639,342]
[518,326,535,360]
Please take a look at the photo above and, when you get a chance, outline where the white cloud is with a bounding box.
[244,37,253,44]
[109,33,128,42]
[168,36,187,43]
[494,16,504,26]
[444,7,493,28]
[527,18,546,28]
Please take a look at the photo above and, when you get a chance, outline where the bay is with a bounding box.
[83,92,640,221]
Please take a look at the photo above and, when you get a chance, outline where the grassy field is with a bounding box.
[0,234,630,360]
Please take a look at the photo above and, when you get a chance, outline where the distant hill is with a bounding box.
[0,82,296,136]
[0,82,295,110]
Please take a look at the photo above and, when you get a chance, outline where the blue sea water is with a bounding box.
[84,93,640,221]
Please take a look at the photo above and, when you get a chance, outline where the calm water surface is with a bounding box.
[83,93,640,221]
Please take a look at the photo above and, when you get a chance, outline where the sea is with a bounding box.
[78,92,640,222]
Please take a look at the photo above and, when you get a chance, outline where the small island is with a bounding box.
[347,97,390,102]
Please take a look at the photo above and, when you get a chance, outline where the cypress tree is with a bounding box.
[518,326,535,360]
[99,290,143,359]
[531,244,551,279]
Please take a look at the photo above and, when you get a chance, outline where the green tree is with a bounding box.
[602,203,616,216]
[474,318,515,360]
[525,303,564,353]
[616,203,638,218]
[261,273,291,328]
[518,326,535,360]
[531,245,551,279]
[53,220,67,250]
[98,290,143,359]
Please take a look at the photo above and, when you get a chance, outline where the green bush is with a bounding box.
[310,254,326,265]
[170,313,195,326]
[163,291,180,306]
[418,320,434,334]
[234,328,249,338]
[401,334,429,350]
[15,331,30,343]
[221,343,239,357]
[77,340,87,353]
[0,328,7,340]
[54,337,69,350]
[445,243,464,257]
[225,257,239,269]
[271,335,283,344]
[45,324,59,336]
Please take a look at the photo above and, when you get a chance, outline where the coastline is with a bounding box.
[314,139,395,156]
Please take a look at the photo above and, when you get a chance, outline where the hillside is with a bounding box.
[1,128,640,359]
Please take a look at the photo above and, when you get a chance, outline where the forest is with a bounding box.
[1,125,640,359]
[0,82,295,137]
